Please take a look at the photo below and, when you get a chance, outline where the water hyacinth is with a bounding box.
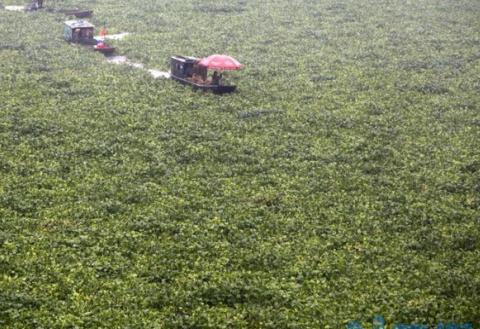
[0,0,479,327]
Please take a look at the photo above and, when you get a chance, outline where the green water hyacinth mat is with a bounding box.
[1,0,479,327]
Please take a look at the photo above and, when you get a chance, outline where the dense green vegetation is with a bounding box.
[1,0,479,327]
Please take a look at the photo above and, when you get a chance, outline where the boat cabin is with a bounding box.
[64,20,96,45]
[170,56,207,81]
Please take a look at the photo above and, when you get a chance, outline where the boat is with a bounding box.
[170,55,239,94]
[93,43,116,55]
[55,8,93,18]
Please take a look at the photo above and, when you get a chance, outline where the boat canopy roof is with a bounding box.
[64,20,94,29]
[171,55,198,63]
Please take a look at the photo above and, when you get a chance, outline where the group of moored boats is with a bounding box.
[5,0,243,94]
[5,0,91,17]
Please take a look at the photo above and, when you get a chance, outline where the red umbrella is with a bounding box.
[198,54,243,71]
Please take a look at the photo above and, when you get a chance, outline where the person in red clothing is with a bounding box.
[97,25,108,49]
[99,26,108,38]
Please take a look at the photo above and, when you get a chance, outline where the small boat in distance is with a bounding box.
[93,41,115,55]
[63,20,115,55]
[56,9,93,18]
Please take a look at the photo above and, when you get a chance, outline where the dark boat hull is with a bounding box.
[94,46,115,55]
[171,75,236,94]
[76,38,98,46]
[68,41,115,56]
[57,9,93,18]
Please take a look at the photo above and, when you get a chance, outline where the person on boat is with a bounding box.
[99,26,108,39]
[73,28,81,42]
[212,71,220,85]
[85,29,93,40]
[28,0,42,10]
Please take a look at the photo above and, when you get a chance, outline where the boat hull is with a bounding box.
[58,9,93,18]
[94,46,116,55]
[171,75,236,94]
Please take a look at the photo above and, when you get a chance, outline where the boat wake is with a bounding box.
[5,5,26,11]
[106,56,170,79]
[95,32,130,41]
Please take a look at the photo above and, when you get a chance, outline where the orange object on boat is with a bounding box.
[99,27,108,37]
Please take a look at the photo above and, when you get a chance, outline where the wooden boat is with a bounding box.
[50,8,93,18]
[170,55,237,94]
[93,44,116,55]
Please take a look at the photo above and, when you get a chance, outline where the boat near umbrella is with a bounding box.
[170,54,242,94]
